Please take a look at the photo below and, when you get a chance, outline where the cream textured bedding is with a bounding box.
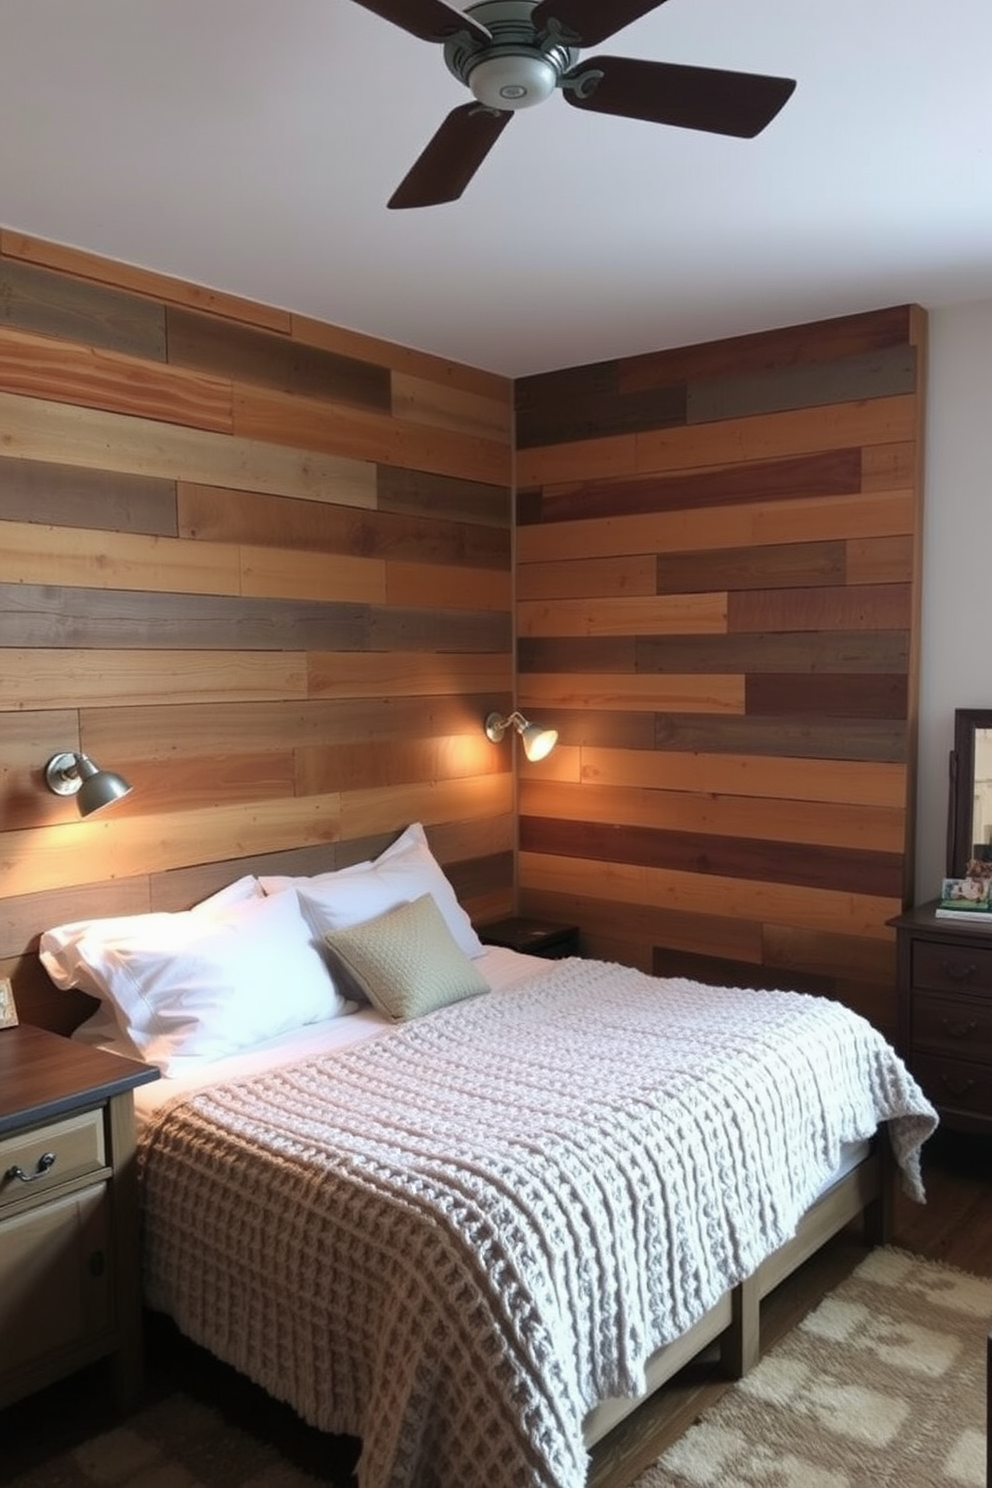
[138,958,937,1488]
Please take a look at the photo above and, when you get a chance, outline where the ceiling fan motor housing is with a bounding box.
[445,0,578,111]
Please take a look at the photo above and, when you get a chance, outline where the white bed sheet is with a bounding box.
[133,942,540,1125]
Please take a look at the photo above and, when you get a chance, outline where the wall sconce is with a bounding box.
[44,753,133,817]
[485,711,558,764]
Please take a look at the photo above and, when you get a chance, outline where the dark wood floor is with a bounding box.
[4,1127,989,1488]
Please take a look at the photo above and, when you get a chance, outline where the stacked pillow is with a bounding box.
[40,824,488,1074]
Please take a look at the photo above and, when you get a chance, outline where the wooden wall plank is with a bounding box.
[292,311,510,401]
[517,593,727,637]
[519,673,745,713]
[0,521,241,595]
[0,325,233,431]
[308,652,511,698]
[1,256,166,360]
[0,458,177,534]
[3,648,307,709]
[376,465,510,528]
[576,747,907,808]
[391,371,512,442]
[0,391,376,502]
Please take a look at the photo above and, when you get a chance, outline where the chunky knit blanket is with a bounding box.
[138,959,937,1488]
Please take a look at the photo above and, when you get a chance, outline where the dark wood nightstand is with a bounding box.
[889,902,992,1135]
[480,916,580,959]
[0,1024,159,1411]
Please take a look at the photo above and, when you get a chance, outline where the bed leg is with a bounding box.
[721,1272,760,1379]
[863,1127,895,1247]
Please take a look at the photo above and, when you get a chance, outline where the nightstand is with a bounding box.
[480,916,580,959]
[890,902,992,1135]
[0,1024,159,1411]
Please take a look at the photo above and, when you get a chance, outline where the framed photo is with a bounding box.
[0,977,18,1029]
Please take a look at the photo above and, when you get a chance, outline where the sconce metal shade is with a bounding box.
[44,752,133,817]
[484,711,558,764]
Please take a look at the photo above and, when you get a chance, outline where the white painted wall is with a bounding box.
[915,298,992,899]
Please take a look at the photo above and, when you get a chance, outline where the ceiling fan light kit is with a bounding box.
[352,0,796,209]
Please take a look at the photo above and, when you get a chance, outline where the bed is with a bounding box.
[38,824,939,1488]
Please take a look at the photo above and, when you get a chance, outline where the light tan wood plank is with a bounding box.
[518,673,744,713]
[0,391,374,503]
[239,545,387,604]
[518,850,900,939]
[516,490,916,565]
[578,748,908,809]
[295,732,506,795]
[515,555,657,601]
[292,313,510,401]
[0,520,241,595]
[0,326,232,432]
[518,779,905,853]
[233,384,511,485]
[517,593,727,637]
[0,794,343,898]
[846,534,915,585]
[1,230,293,332]
[2,650,307,711]
[0,711,81,829]
[339,775,514,838]
[522,743,582,783]
[391,371,512,442]
[516,396,917,486]
[307,652,512,699]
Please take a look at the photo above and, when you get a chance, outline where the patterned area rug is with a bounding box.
[633,1248,990,1488]
[7,1250,989,1488]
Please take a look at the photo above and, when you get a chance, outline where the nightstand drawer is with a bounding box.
[912,1053,992,1117]
[912,993,992,1062]
[912,939,992,995]
[0,1109,106,1212]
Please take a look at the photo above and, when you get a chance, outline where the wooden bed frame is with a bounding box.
[583,1134,892,1446]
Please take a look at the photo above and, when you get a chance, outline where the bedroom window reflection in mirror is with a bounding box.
[947,709,992,877]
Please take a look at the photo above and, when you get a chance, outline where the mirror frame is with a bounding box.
[947,708,992,877]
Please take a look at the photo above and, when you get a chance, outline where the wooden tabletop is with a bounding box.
[0,1023,159,1134]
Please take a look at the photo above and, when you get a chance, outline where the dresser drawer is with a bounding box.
[912,1052,992,1118]
[0,1109,106,1212]
[911,938,992,996]
[912,993,992,1062]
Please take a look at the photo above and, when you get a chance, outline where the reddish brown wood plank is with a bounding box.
[633,631,910,676]
[746,673,909,721]
[619,306,915,393]
[729,583,912,633]
[656,540,847,595]
[522,450,862,525]
[519,815,903,897]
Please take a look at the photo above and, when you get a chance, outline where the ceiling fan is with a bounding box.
[350,0,796,209]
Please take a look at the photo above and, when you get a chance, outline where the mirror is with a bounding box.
[947,708,992,876]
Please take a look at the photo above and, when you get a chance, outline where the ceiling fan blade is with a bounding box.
[349,0,491,45]
[564,56,796,137]
[388,103,513,209]
[531,0,669,48]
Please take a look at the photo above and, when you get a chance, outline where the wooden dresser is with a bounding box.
[890,903,992,1134]
[0,1024,159,1410]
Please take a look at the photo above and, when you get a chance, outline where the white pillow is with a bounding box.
[40,873,265,997]
[290,823,484,960]
[75,890,353,1076]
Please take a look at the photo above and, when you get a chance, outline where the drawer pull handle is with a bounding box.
[937,1074,976,1097]
[4,1152,56,1183]
[942,960,978,982]
[940,1017,979,1039]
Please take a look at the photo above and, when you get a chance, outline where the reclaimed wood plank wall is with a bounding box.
[0,230,515,1032]
[514,305,926,1036]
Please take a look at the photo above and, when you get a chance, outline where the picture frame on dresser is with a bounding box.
[0,977,18,1029]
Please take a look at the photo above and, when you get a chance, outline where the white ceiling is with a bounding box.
[2,0,990,379]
